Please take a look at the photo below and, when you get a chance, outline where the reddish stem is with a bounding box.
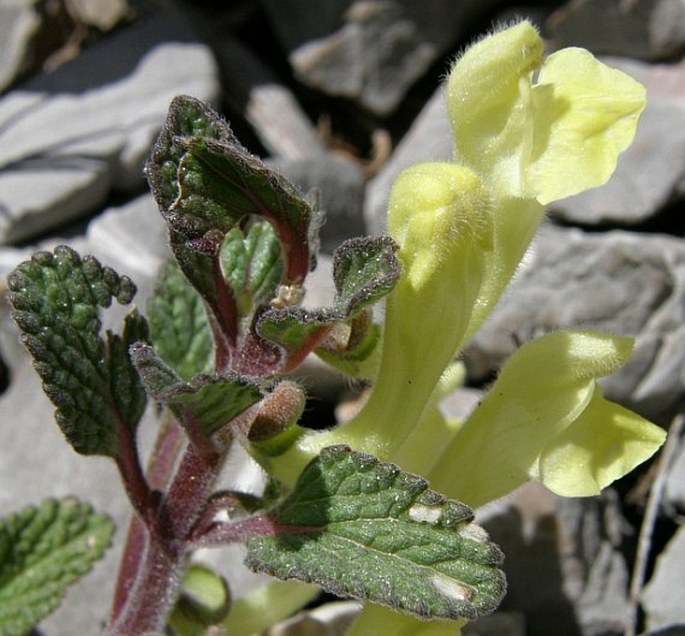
[110,416,184,624]
[114,425,155,527]
[106,437,227,635]
[106,537,186,636]
[188,514,318,549]
[213,253,239,348]
[160,442,226,540]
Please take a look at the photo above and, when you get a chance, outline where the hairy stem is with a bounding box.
[110,414,184,626]
[115,425,155,525]
[107,428,228,635]
[106,538,187,636]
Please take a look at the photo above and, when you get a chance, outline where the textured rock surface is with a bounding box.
[0,18,219,245]
[664,434,685,511]
[642,525,685,631]
[261,0,501,116]
[0,0,42,91]
[548,0,685,61]
[364,85,451,235]
[268,155,367,253]
[464,225,685,424]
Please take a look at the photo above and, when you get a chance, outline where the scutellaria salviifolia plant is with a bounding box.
[2,20,665,636]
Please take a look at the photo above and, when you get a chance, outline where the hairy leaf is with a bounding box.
[246,446,506,621]
[146,96,320,345]
[332,236,401,314]
[0,499,114,636]
[179,137,313,284]
[256,237,400,372]
[131,344,262,440]
[7,246,147,456]
[315,317,381,379]
[148,260,214,380]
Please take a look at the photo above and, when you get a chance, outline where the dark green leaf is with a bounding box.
[333,236,401,315]
[178,137,314,284]
[148,260,214,380]
[107,309,149,428]
[7,246,147,456]
[256,237,400,373]
[0,499,114,636]
[146,95,236,212]
[256,308,333,373]
[146,96,320,345]
[246,446,506,621]
[131,344,262,440]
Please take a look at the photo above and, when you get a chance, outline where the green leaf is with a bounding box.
[179,137,314,284]
[219,222,284,316]
[245,446,506,621]
[315,315,381,379]
[332,236,401,315]
[0,498,114,636]
[146,95,236,213]
[256,237,400,373]
[148,260,214,380]
[256,308,334,373]
[146,96,320,340]
[131,344,262,440]
[7,246,147,456]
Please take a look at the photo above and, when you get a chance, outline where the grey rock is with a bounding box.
[262,0,500,116]
[465,224,685,424]
[84,193,169,302]
[575,542,630,636]
[548,0,685,61]
[0,340,8,395]
[0,18,219,245]
[556,491,632,636]
[259,0,351,51]
[648,628,685,636]
[548,58,685,226]
[642,525,685,630]
[0,0,42,92]
[364,85,451,235]
[477,483,581,636]
[664,432,685,512]
[439,385,483,421]
[268,155,366,253]
[211,35,326,160]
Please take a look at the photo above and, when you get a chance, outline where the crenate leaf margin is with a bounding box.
[245,446,506,621]
[131,343,263,442]
[7,245,146,457]
[0,498,114,636]
[256,236,400,373]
